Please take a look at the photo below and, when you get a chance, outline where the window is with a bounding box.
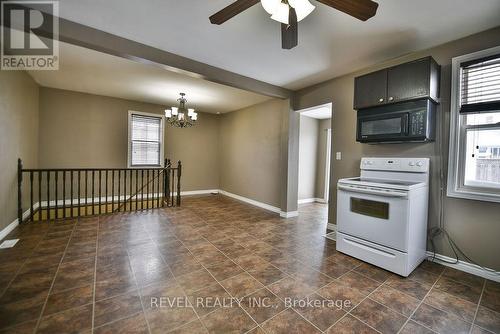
[128,111,164,167]
[448,46,500,203]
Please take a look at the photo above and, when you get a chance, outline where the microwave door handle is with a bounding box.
[403,114,409,135]
[338,185,408,198]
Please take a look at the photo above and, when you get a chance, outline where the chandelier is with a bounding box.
[165,93,198,128]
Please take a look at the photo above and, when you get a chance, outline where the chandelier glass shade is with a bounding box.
[261,0,315,24]
[165,93,198,128]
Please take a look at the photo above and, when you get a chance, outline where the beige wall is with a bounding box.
[295,26,500,270]
[298,115,319,200]
[38,88,220,191]
[219,99,287,208]
[0,71,39,230]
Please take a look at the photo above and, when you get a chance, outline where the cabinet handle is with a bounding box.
[389,97,394,101]
[379,98,384,103]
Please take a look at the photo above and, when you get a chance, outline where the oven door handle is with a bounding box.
[338,185,408,198]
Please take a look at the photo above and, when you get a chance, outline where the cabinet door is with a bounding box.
[387,58,430,103]
[354,70,387,109]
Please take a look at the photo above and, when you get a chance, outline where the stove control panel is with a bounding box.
[361,158,429,173]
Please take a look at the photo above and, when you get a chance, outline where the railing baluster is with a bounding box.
[47,171,50,220]
[141,170,144,210]
[99,170,102,215]
[70,171,74,218]
[124,170,127,212]
[146,170,150,210]
[156,169,160,208]
[111,170,115,212]
[92,170,95,216]
[177,161,182,207]
[38,171,42,221]
[62,171,66,219]
[118,170,121,212]
[135,169,139,211]
[29,171,34,221]
[105,170,109,214]
[55,171,59,220]
[78,170,81,217]
[17,159,23,224]
[85,171,88,216]
[129,170,133,211]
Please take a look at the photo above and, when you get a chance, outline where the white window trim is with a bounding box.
[447,45,500,203]
[127,110,165,168]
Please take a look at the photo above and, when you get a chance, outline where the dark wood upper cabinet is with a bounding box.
[353,57,440,110]
[353,70,388,110]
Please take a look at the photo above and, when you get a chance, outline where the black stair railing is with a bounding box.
[17,158,182,223]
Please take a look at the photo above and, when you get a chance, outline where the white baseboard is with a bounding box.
[0,206,35,241]
[218,190,281,214]
[298,198,327,204]
[280,211,298,218]
[426,251,500,283]
[180,189,219,196]
[327,223,336,231]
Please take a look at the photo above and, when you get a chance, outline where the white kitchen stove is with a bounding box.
[336,157,430,277]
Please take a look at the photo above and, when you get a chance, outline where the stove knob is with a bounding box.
[409,161,415,166]
[417,161,423,167]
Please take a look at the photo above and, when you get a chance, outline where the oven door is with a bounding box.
[336,184,409,252]
[357,112,409,143]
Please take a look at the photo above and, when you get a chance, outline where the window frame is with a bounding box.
[127,110,165,168]
[447,45,500,203]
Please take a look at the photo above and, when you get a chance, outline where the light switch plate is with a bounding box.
[336,152,342,160]
[0,239,19,249]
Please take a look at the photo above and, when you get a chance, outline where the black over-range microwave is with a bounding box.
[356,99,436,143]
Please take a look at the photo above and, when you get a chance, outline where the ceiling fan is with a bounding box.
[210,0,379,49]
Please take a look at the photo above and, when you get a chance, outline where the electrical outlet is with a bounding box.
[336,152,342,160]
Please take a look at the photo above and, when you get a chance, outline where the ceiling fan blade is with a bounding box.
[282,7,298,50]
[209,0,260,25]
[316,0,379,21]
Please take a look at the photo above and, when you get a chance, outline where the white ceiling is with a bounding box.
[54,0,500,90]
[299,104,332,119]
[28,42,271,114]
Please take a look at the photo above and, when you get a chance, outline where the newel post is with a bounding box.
[17,158,23,224]
[176,161,182,206]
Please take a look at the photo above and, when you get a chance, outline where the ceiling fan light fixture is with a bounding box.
[261,0,281,15]
[288,0,315,22]
[270,2,290,24]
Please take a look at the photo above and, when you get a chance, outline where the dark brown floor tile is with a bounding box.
[248,263,287,286]
[337,271,381,296]
[177,269,218,294]
[261,308,320,334]
[188,283,231,317]
[369,285,420,317]
[0,298,44,329]
[293,293,346,331]
[434,276,482,304]
[443,267,485,289]
[201,306,256,334]
[408,267,440,286]
[474,306,500,334]
[351,298,407,334]
[241,288,286,324]
[268,277,314,300]
[95,275,137,301]
[206,259,243,281]
[354,263,392,283]
[471,325,497,334]
[52,257,95,293]
[145,306,197,334]
[325,314,378,334]
[308,259,352,279]
[385,276,431,300]
[482,280,500,314]
[0,320,37,334]
[317,280,365,312]
[327,252,363,268]
[411,303,471,334]
[291,266,333,290]
[220,272,264,298]
[399,321,435,334]
[169,319,208,334]
[37,304,93,334]
[418,260,445,275]
[424,287,478,322]
[94,312,149,334]
[44,285,93,316]
[94,290,143,327]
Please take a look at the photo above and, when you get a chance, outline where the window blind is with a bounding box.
[130,114,161,166]
[460,54,500,114]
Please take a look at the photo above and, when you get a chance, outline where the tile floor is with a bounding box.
[0,195,498,333]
